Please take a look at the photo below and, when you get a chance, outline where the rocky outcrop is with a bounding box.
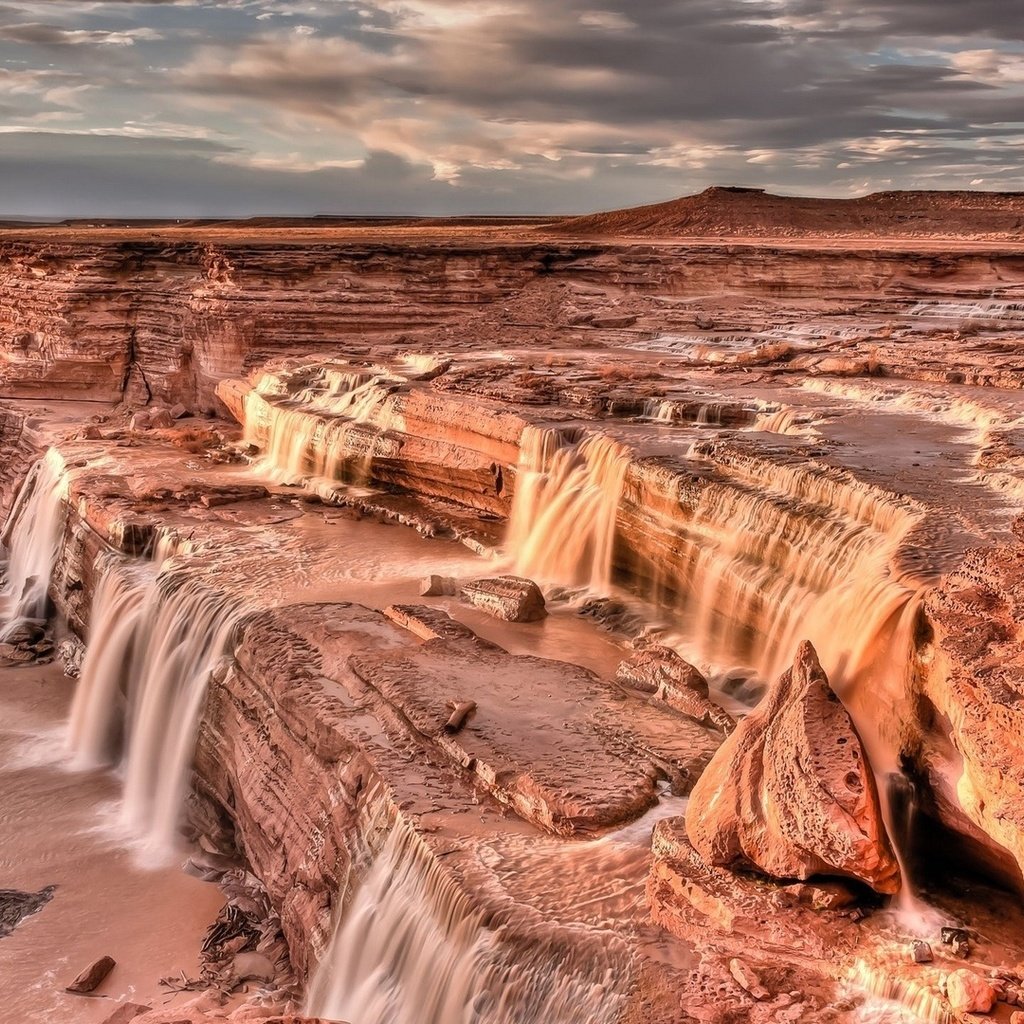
[616,645,734,732]
[919,525,1024,887]
[459,574,547,622]
[685,641,900,893]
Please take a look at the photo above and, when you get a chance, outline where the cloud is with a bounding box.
[2,0,1024,214]
[0,22,161,46]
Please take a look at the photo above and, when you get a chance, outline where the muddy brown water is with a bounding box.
[0,662,223,1023]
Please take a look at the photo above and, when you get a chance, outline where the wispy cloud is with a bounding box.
[2,0,1023,215]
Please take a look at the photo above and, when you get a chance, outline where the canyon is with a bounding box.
[1,193,1024,1024]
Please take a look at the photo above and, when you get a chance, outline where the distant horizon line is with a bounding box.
[6,183,1024,226]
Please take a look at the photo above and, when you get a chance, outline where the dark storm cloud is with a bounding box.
[2,0,1023,215]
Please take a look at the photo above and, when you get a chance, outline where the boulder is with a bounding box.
[617,644,707,694]
[148,407,174,430]
[419,574,458,597]
[460,575,547,622]
[685,640,900,894]
[66,954,116,993]
[0,643,35,664]
[590,313,638,329]
[615,645,735,732]
[945,969,995,1015]
[58,636,86,678]
[230,950,276,984]
[98,1005,151,1024]
[1,620,45,647]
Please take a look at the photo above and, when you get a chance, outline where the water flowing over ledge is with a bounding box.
[306,811,630,1024]
[68,555,242,855]
[0,448,68,640]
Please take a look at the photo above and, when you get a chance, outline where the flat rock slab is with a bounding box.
[384,603,494,646]
[349,637,719,834]
[648,817,858,960]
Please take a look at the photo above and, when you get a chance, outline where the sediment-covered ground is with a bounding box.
[1,207,1024,1024]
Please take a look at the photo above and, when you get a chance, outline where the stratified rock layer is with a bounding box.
[685,641,900,893]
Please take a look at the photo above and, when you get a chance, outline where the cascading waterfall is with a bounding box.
[305,817,628,1024]
[504,425,928,899]
[753,406,806,435]
[907,299,1024,321]
[0,447,69,639]
[506,426,630,591]
[242,369,398,487]
[68,556,240,853]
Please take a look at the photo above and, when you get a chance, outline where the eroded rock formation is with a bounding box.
[3,213,1024,1022]
[685,641,900,894]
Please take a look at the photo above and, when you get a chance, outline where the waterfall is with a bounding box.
[0,448,68,639]
[641,399,675,423]
[753,407,805,435]
[68,556,241,854]
[242,369,398,487]
[305,818,628,1024]
[907,299,1024,321]
[506,426,630,591]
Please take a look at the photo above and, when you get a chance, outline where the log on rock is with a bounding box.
[460,575,547,622]
[685,640,900,894]
[66,954,116,993]
[443,700,478,734]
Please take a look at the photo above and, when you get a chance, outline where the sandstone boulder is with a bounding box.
[66,954,116,993]
[616,645,735,733]
[946,969,995,1015]
[419,574,458,597]
[685,641,900,894]
[460,575,547,622]
[148,407,174,430]
[617,644,707,694]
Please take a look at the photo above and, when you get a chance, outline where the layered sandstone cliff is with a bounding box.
[3,222,1024,1022]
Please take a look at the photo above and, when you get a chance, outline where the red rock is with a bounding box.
[728,958,769,1001]
[946,969,995,1014]
[615,646,734,732]
[460,575,547,622]
[66,954,116,993]
[419,574,457,597]
[685,641,900,893]
[98,1005,151,1024]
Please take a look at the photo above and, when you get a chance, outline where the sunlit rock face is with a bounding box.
[922,535,1024,887]
[685,641,900,894]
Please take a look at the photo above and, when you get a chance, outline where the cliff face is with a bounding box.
[4,235,1024,411]
[33,435,723,1019]
[5,225,1024,1021]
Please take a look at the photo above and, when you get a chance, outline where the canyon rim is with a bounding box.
[1,191,1024,1024]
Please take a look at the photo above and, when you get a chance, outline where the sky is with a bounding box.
[1,0,1023,217]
